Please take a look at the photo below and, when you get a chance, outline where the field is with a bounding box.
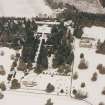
[0,0,52,17]
[72,26,105,105]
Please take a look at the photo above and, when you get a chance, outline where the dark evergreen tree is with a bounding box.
[22,19,38,63]
[46,83,55,93]
[37,40,48,69]
[52,21,74,68]
[73,26,83,38]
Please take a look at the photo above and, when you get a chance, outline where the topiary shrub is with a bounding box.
[78,61,88,69]
[72,89,77,95]
[102,67,105,74]
[10,54,15,60]
[74,26,83,38]
[34,68,43,74]
[34,65,45,74]
[80,53,84,59]
[57,64,65,74]
[0,82,6,91]
[102,90,105,95]
[78,53,88,70]
[81,82,86,88]
[45,98,53,105]
[75,90,88,99]
[60,89,64,93]
[17,59,27,71]
[97,64,103,71]
[99,102,105,105]
[97,64,105,74]
[0,92,4,99]
[46,83,55,93]
[102,88,105,95]
[0,65,6,76]
[96,40,105,55]
[0,51,4,56]
[57,64,71,75]
[11,79,21,89]
[73,72,79,80]
[72,88,88,99]
[12,61,17,68]
[91,72,98,81]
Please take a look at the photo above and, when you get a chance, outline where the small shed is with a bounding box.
[36,25,52,42]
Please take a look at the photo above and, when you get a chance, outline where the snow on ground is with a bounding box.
[2,25,105,105]
[0,46,88,105]
[83,26,105,42]
[22,73,71,95]
[73,26,105,105]
[0,46,86,105]
[0,0,52,17]
[1,91,87,105]
[0,47,16,82]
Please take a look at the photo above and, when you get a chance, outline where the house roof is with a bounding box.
[37,25,52,34]
[56,0,105,14]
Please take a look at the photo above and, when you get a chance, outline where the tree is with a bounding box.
[0,92,4,99]
[73,26,83,38]
[96,40,105,54]
[53,41,73,68]
[52,21,74,68]
[57,4,78,20]
[37,43,48,69]
[58,2,64,9]
[46,83,55,93]
[0,82,6,91]
[11,79,21,89]
[45,98,53,105]
[45,0,60,9]
[21,19,38,63]
[51,25,58,34]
